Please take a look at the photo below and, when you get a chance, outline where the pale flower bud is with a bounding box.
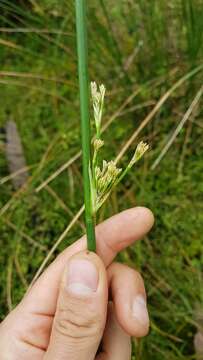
[130,141,149,166]
[94,139,104,152]
[99,84,106,102]
[135,141,149,158]
[91,82,98,99]
[91,82,106,132]
[95,166,101,179]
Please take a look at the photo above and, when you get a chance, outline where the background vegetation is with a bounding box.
[0,0,203,358]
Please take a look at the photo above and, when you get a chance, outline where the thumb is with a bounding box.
[45,251,108,360]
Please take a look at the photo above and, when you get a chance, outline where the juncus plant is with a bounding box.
[76,0,148,252]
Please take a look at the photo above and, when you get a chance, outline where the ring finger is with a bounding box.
[108,262,150,338]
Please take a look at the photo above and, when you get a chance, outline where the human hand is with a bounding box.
[0,207,154,360]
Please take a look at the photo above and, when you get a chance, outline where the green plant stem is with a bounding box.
[75,0,96,252]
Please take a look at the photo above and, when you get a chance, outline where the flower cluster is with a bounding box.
[129,141,149,167]
[90,82,149,214]
[96,161,122,195]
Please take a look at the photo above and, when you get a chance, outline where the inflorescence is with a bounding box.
[90,82,149,214]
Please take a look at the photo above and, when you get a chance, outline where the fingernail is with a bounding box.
[132,295,149,326]
[67,259,99,295]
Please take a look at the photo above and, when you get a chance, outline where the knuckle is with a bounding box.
[55,303,104,341]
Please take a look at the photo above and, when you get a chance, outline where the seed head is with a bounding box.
[99,84,106,102]
[107,161,122,178]
[136,141,149,158]
[91,82,106,132]
[91,82,97,99]
[96,160,122,196]
[102,160,108,173]
[95,166,101,179]
[130,141,149,166]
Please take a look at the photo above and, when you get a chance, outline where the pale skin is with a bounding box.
[0,207,154,360]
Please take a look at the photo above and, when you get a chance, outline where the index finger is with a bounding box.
[22,207,154,314]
